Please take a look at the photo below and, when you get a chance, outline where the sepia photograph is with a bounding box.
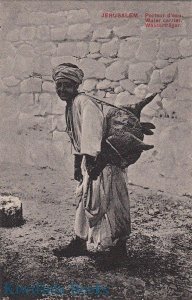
[0,0,191,299]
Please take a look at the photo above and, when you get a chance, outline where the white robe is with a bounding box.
[66,93,131,249]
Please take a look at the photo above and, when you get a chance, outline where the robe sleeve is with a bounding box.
[80,99,104,157]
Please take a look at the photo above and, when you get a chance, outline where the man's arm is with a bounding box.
[80,98,104,180]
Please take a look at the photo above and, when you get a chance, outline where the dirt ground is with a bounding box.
[0,162,191,300]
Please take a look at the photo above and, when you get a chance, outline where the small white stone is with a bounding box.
[83,79,98,91]
[96,79,111,90]
[114,86,124,93]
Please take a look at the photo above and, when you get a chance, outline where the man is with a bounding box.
[52,63,131,258]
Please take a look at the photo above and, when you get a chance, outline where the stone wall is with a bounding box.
[0,1,191,195]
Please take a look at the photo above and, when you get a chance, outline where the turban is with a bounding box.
[52,64,84,85]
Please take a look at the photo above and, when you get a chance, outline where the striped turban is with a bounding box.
[52,63,84,85]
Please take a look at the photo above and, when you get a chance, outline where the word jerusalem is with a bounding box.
[102,12,138,18]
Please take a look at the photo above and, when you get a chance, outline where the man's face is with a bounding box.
[55,78,78,102]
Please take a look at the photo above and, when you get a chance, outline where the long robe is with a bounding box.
[66,93,131,249]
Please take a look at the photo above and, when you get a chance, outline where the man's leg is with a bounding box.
[74,200,89,240]
[53,198,89,258]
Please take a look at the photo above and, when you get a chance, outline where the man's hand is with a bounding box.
[74,167,83,182]
[74,155,83,182]
[85,155,101,181]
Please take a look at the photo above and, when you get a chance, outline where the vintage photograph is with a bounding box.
[0,0,191,299]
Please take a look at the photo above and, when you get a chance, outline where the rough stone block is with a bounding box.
[113,21,140,38]
[51,27,68,41]
[20,78,42,93]
[133,84,148,99]
[47,12,67,25]
[20,27,36,41]
[34,42,56,56]
[161,81,180,98]
[160,63,177,84]
[87,53,101,59]
[128,63,154,83]
[79,59,105,79]
[155,60,169,69]
[0,93,19,120]
[3,85,20,95]
[0,79,8,93]
[106,61,128,81]
[136,39,159,61]
[0,57,15,78]
[179,38,192,57]
[16,12,31,25]
[36,26,50,41]
[76,42,89,58]
[100,38,119,58]
[148,84,164,94]
[42,81,55,93]
[98,57,116,66]
[68,23,92,40]
[176,88,191,101]
[162,99,192,120]
[149,70,161,84]
[52,115,66,132]
[178,57,192,88]
[110,81,119,88]
[0,196,23,227]
[92,27,112,40]
[6,29,20,42]
[13,55,34,79]
[67,9,89,24]
[185,18,192,36]
[96,79,111,90]
[142,94,162,117]
[38,93,52,115]
[33,56,52,76]
[51,96,65,114]
[158,40,180,59]
[118,38,139,59]
[114,86,124,93]
[0,41,16,58]
[120,79,136,93]
[83,79,98,91]
[105,92,116,101]
[51,56,79,68]
[57,42,89,57]
[17,45,35,57]
[18,93,34,113]
[89,42,101,53]
[3,76,20,87]
[114,91,131,107]
[95,90,105,98]
[29,12,48,25]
